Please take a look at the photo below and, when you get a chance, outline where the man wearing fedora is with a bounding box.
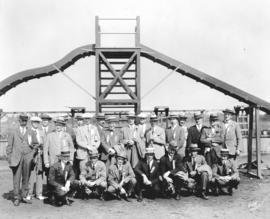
[145,114,166,160]
[159,140,185,200]
[186,112,206,156]
[100,116,122,167]
[183,144,212,200]
[166,113,186,157]
[211,148,240,195]
[120,112,144,168]
[6,114,33,206]
[48,148,76,206]
[40,114,54,136]
[134,147,161,202]
[200,113,225,167]
[223,108,242,160]
[108,151,137,200]
[27,116,46,201]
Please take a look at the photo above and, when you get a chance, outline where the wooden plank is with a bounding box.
[255,108,262,179]
[247,106,254,173]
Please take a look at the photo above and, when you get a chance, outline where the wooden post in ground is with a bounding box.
[247,106,254,173]
[255,107,262,179]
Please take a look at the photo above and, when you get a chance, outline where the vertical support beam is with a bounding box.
[255,107,262,179]
[135,50,141,114]
[95,16,100,47]
[247,106,254,173]
[135,16,140,47]
[95,50,101,113]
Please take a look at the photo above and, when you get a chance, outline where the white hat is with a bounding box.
[30,116,42,122]
[137,112,148,118]
[82,113,94,119]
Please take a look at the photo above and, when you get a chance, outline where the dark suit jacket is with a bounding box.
[186,125,206,153]
[159,154,185,176]
[48,161,75,189]
[134,159,160,184]
[6,126,33,167]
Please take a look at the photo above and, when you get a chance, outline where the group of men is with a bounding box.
[6,108,242,206]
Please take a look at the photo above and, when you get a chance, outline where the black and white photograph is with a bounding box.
[0,0,270,218]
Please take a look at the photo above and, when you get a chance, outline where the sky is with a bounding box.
[0,0,270,112]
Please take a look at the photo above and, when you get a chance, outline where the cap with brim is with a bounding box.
[194,112,203,120]
[116,151,127,160]
[127,112,136,118]
[60,150,70,158]
[145,147,155,155]
[168,140,178,150]
[41,114,52,120]
[96,113,105,120]
[106,116,119,123]
[179,112,187,120]
[30,116,42,122]
[220,148,230,156]
[150,114,158,121]
[75,114,83,120]
[169,113,179,119]
[222,108,235,115]
[209,113,219,121]
[137,112,148,119]
[82,113,94,119]
[189,143,201,152]
[54,118,65,126]
[19,114,29,121]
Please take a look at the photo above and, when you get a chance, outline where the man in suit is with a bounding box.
[48,149,77,206]
[40,113,54,136]
[75,113,100,169]
[27,116,46,201]
[200,113,225,167]
[100,116,122,167]
[211,148,240,196]
[159,140,185,200]
[137,112,150,153]
[166,113,185,157]
[145,114,166,160]
[223,108,242,160]
[6,114,33,206]
[134,147,160,202]
[63,115,76,144]
[120,112,144,168]
[79,149,107,200]
[179,112,188,150]
[95,113,106,156]
[186,112,206,156]
[183,144,212,200]
[108,151,137,201]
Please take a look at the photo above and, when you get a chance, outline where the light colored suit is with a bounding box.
[146,125,166,160]
[43,131,74,166]
[166,125,186,156]
[223,120,242,155]
[137,123,150,156]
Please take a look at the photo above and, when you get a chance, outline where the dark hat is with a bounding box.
[194,112,203,120]
[189,143,201,152]
[169,113,179,119]
[96,113,105,120]
[75,114,83,120]
[60,150,70,158]
[116,151,127,160]
[89,148,99,158]
[209,113,219,121]
[222,108,235,115]
[220,148,230,156]
[19,113,29,121]
[54,118,66,126]
[40,114,52,120]
[105,116,119,123]
[145,147,155,155]
[179,112,187,120]
[168,140,178,150]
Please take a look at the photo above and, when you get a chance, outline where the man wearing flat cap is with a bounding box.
[27,116,46,201]
[79,149,107,200]
[120,111,144,168]
[108,151,137,200]
[145,114,166,160]
[134,147,161,202]
[186,112,206,156]
[159,140,185,200]
[211,148,240,195]
[200,113,225,167]
[166,113,186,157]
[223,109,242,160]
[6,114,33,206]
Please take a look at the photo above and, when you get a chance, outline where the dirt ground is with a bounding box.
[0,156,270,219]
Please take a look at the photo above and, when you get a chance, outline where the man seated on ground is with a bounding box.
[134,147,160,202]
[159,140,185,200]
[48,148,77,207]
[183,143,212,200]
[79,149,107,200]
[211,148,240,196]
[107,151,137,201]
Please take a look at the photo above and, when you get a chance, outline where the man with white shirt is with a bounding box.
[40,114,54,136]
[6,114,33,206]
[186,112,206,156]
[27,116,46,201]
[223,109,242,160]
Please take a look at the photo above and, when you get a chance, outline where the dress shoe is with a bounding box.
[65,198,72,206]
[201,192,209,200]
[213,188,219,196]
[175,194,181,200]
[228,187,233,196]
[137,195,143,202]
[36,195,46,200]
[21,197,32,204]
[13,199,20,206]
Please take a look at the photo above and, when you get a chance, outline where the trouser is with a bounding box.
[194,172,209,191]
[80,181,107,196]
[214,178,240,189]
[28,165,43,196]
[108,178,137,195]
[135,176,160,198]
[162,174,184,195]
[73,158,80,180]
[205,149,219,168]
[11,152,33,200]
[52,180,80,201]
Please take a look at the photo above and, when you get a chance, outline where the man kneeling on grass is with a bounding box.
[107,151,137,201]
[79,149,107,200]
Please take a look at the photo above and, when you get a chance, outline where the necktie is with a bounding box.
[192,158,196,170]
[32,130,39,144]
